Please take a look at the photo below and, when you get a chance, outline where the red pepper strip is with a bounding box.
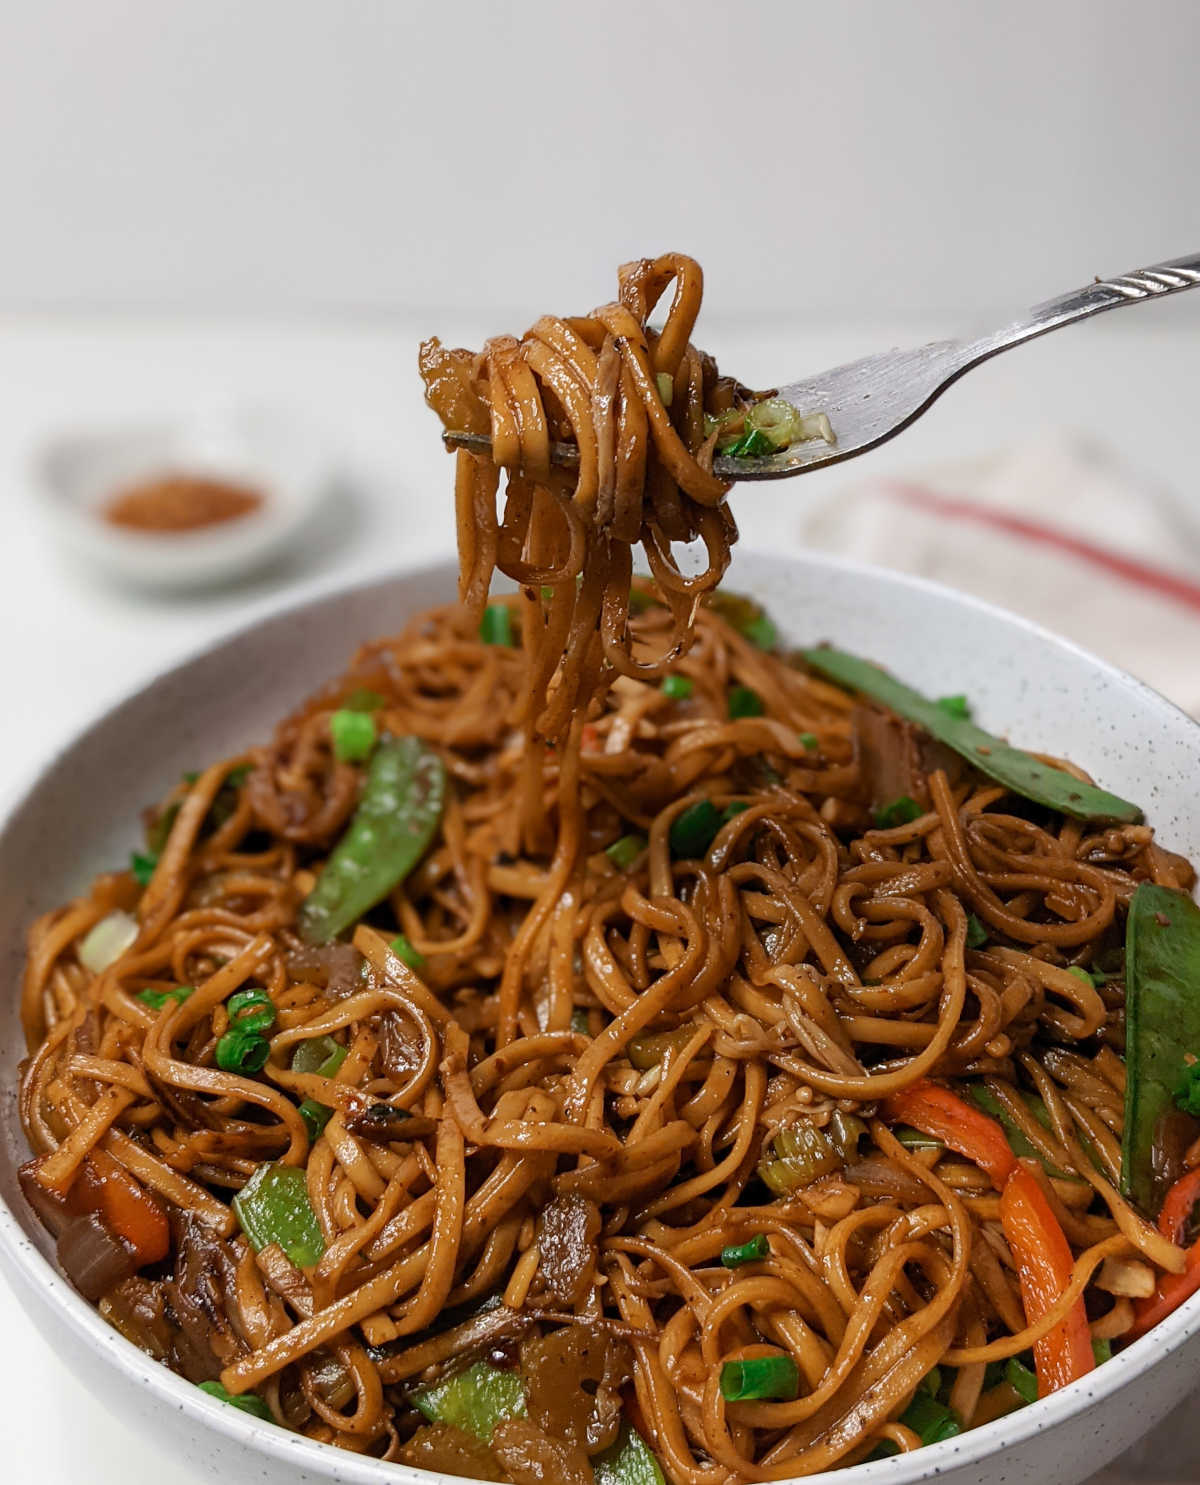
[1000,1164,1094,1396]
[78,1151,170,1265]
[884,1081,1017,1189]
[1128,1167,1200,1340]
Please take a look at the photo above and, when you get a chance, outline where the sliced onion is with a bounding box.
[57,1213,137,1301]
[79,910,138,973]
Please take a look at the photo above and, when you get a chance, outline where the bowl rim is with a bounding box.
[1,547,1198,1484]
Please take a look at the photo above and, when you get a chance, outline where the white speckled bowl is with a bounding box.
[1,551,1198,1485]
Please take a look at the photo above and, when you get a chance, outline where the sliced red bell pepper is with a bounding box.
[1128,1166,1200,1340]
[1000,1164,1094,1395]
[884,1080,1017,1189]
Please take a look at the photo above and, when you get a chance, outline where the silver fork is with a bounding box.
[443,252,1200,482]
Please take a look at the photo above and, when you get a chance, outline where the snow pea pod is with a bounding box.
[1121,882,1200,1213]
[800,646,1141,824]
[298,736,445,944]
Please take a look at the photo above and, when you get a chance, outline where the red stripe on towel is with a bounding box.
[884,481,1200,617]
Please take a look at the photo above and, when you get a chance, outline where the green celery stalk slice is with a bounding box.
[1121,883,1200,1212]
[593,1424,668,1485]
[411,1360,526,1440]
[800,646,1141,824]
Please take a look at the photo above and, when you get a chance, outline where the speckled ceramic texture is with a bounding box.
[1,551,1198,1485]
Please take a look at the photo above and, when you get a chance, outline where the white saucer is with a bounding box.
[33,406,340,589]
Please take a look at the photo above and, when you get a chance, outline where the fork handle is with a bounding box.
[981,252,1200,356]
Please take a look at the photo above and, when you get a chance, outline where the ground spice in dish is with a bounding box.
[102,474,264,533]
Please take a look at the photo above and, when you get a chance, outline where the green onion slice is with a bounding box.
[330,709,377,763]
[389,933,426,969]
[875,795,922,829]
[479,604,514,646]
[720,1234,769,1268]
[661,674,694,700]
[137,985,194,1011]
[606,834,647,871]
[728,685,765,719]
[197,1380,274,1422]
[668,800,722,858]
[719,1354,799,1402]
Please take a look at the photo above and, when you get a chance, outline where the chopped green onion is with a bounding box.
[389,933,426,970]
[720,1234,769,1268]
[661,674,694,700]
[137,985,194,1011]
[329,709,377,763]
[570,1007,591,1036]
[628,1024,698,1071]
[480,604,514,646]
[540,584,555,601]
[412,1359,527,1439]
[898,1389,961,1445]
[874,795,922,829]
[728,685,765,719]
[606,834,647,871]
[216,1031,270,1074]
[722,801,750,824]
[130,851,157,886]
[290,1035,348,1079]
[1066,964,1096,988]
[745,398,807,450]
[290,1037,348,1140]
[298,1098,333,1142]
[918,1366,942,1398]
[759,1123,841,1194]
[233,1162,325,1268]
[669,800,722,858]
[216,988,276,1074]
[182,770,200,785]
[936,694,971,720]
[1175,1059,1200,1116]
[1092,1338,1113,1365]
[744,614,778,650]
[197,1379,274,1422]
[797,732,818,751]
[342,687,385,712]
[719,1354,799,1402]
[723,427,777,458]
[1004,1356,1039,1405]
[966,914,989,949]
[628,587,660,614]
[655,372,674,406]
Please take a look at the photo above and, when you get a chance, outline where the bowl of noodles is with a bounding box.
[2,255,1200,1485]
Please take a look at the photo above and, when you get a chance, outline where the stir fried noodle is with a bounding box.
[17,255,1200,1482]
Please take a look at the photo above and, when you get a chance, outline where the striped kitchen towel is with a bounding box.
[792,436,1200,718]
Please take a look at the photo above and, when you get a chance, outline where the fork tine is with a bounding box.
[443,430,581,469]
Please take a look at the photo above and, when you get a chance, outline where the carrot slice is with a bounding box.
[1000,1164,1094,1395]
[83,1150,170,1266]
[884,1080,1017,1189]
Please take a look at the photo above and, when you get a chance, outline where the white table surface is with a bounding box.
[3,306,1199,1483]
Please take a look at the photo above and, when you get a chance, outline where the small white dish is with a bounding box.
[33,406,340,589]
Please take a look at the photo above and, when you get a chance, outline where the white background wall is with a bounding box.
[3,0,1199,328]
